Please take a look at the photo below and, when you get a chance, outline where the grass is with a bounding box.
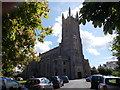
[18,80,27,86]
[109,79,116,83]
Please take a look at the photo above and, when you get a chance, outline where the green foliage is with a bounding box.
[112,71,120,77]
[79,2,120,75]
[114,60,120,76]
[112,34,120,59]
[2,2,52,77]
[18,80,26,86]
[98,67,113,75]
[79,2,120,34]
[91,67,99,75]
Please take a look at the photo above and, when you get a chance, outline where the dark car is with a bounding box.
[0,77,28,90]
[91,75,103,89]
[59,76,69,83]
[86,76,92,82]
[49,76,64,89]
[25,77,53,90]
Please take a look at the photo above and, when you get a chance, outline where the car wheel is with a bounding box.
[62,83,64,86]
[58,84,61,88]
[98,85,101,90]
[91,86,94,89]
[90,85,93,89]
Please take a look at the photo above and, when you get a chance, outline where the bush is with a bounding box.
[112,71,120,77]
[98,67,113,75]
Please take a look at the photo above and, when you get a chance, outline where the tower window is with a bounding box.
[55,60,57,65]
[55,68,58,76]
[55,71,58,76]
[63,69,66,74]
[63,61,66,65]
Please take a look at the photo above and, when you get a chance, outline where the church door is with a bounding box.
[77,72,82,79]
[55,71,58,76]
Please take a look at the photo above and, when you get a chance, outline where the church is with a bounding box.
[22,8,91,79]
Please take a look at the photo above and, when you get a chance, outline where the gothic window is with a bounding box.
[55,69,58,76]
[73,35,76,40]
[75,51,79,56]
[54,60,57,65]
[63,69,66,75]
[63,61,66,65]
[55,71,58,76]
[47,63,49,73]
[73,35,77,49]
[69,57,71,60]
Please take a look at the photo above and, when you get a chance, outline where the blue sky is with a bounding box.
[34,2,117,68]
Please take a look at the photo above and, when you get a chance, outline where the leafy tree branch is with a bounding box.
[2,1,52,77]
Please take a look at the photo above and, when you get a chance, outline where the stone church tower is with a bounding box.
[60,8,86,79]
[22,8,91,79]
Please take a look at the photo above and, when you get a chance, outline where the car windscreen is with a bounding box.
[60,77,68,80]
[26,79,40,86]
[105,78,120,86]
[92,76,102,80]
[50,77,57,81]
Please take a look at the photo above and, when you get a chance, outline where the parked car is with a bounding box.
[59,76,69,83]
[91,75,103,89]
[98,76,120,90]
[25,77,53,90]
[86,76,92,82]
[0,77,28,90]
[49,76,64,89]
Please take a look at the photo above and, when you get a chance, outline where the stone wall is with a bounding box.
[40,46,60,59]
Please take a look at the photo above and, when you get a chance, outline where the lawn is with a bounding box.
[18,80,26,86]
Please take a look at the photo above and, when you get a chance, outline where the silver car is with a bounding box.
[25,77,54,90]
[98,76,120,90]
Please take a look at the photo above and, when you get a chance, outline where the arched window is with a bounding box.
[63,69,66,75]
[63,61,66,65]
[54,60,57,65]
[55,70,58,76]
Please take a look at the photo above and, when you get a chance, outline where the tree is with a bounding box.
[98,67,113,75]
[91,67,99,75]
[2,2,52,77]
[79,2,120,74]
[113,59,120,76]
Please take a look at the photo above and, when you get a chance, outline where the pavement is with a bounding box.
[55,79,97,90]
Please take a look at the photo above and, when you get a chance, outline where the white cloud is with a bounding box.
[52,22,62,43]
[80,29,115,55]
[80,30,94,47]
[98,59,118,65]
[57,34,62,43]
[87,48,100,56]
[104,56,116,60]
[80,30,115,49]
[34,40,52,54]
[92,35,115,49]
[98,56,118,65]
[52,23,62,37]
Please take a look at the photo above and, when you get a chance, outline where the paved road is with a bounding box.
[56,79,96,90]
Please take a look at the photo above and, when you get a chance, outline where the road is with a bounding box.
[56,79,96,90]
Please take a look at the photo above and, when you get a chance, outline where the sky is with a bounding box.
[34,1,117,68]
